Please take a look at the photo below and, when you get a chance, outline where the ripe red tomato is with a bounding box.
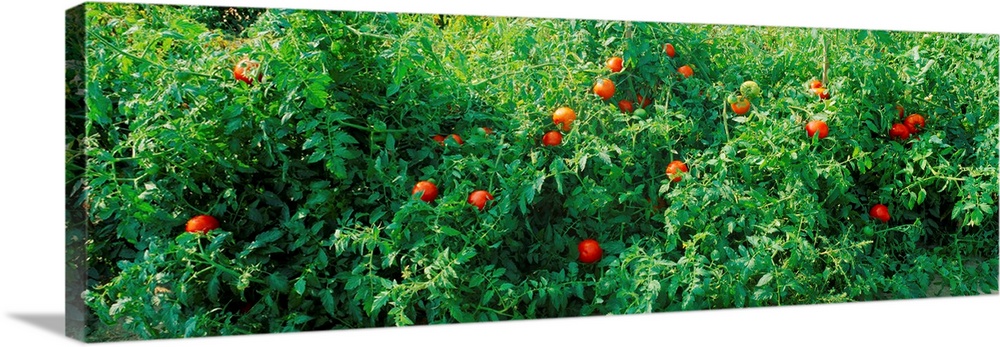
[542,131,563,146]
[479,127,494,135]
[895,105,905,119]
[869,204,890,223]
[552,107,577,132]
[577,239,603,264]
[664,43,676,58]
[618,99,634,114]
[433,134,463,145]
[636,94,652,108]
[593,78,616,101]
[412,181,439,202]
[233,58,261,85]
[904,114,926,133]
[665,160,689,182]
[730,98,751,115]
[805,120,829,139]
[678,65,694,78]
[811,87,830,100]
[186,215,220,234]
[809,79,823,89]
[467,190,494,211]
[889,123,911,141]
[606,56,623,73]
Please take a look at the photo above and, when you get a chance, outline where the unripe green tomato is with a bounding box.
[740,81,761,99]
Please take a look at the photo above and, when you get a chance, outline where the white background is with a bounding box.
[1,0,998,346]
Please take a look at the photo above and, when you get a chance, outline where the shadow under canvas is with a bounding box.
[9,313,66,338]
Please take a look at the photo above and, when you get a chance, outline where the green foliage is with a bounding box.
[76,3,998,341]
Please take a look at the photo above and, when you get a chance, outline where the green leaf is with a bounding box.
[294,277,307,296]
[320,289,337,316]
[207,275,220,302]
[252,229,284,248]
[757,273,774,287]
[305,76,332,109]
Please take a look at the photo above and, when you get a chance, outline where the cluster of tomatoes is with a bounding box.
[413,126,497,211]
[800,79,930,226]
[889,105,927,142]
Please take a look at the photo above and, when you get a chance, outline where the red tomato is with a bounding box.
[412,181,439,203]
[805,120,829,139]
[577,239,603,264]
[606,56,623,73]
[552,107,577,132]
[618,99,634,114]
[895,105,905,119]
[869,204,890,223]
[811,87,830,99]
[542,131,563,146]
[233,58,261,85]
[809,79,823,89]
[678,65,694,78]
[467,190,494,211]
[432,134,446,145]
[889,123,911,141]
[636,94,652,108]
[593,78,616,101]
[665,160,689,183]
[664,43,676,58]
[186,215,220,234]
[730,98,751,115]
[904,114,926,133]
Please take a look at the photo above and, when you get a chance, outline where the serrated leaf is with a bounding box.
[371,291,389,314]
[320,289,337,315]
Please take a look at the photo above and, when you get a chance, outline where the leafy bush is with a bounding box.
[72,3,998,341]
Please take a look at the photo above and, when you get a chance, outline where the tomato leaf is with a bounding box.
[756,273,774,287]
[293,277,307,296]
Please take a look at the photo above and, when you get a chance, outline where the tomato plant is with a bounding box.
[577,239,603,264]
[663,43,676,57]
[72,4,998,341]
[232,58,261,85]
[805,120,829,139]
[665,160,689,182]
[870,204,890,223]
[552,106,577,131]
[635,94,652,108]
[730,97,750,115]
[467,190,494,211]
[889,123,911,141]
[618,99,634,114]
[593,78,616,100]
[412,181,439,203]
[677,64,694,78]
[185,215,219,234]
[542,130,563,146]
[740,81,761,99]
[606,56,623,73]
[904,114,926,133]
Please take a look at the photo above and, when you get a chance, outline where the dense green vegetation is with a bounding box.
[67,3,998,341]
